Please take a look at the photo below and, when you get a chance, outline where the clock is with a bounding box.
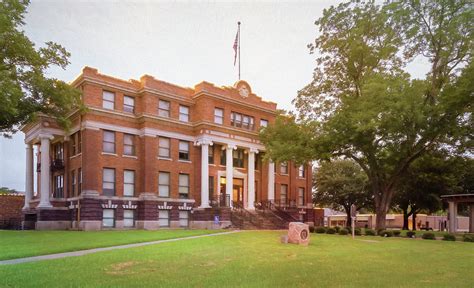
[238,86,249,98]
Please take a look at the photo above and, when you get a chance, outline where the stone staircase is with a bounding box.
[230,208,290,230]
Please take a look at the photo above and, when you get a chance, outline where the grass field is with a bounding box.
[1,230,473,287]
[0,229,221,260]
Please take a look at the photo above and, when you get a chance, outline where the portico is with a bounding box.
[441,194,474,233]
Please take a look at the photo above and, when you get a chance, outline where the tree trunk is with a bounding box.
[412,211,417,231]
[402,208,409,230]
[345,208,352,228]
[375,205,388,230]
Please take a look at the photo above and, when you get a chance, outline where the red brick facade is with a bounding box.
[22,67,314,230]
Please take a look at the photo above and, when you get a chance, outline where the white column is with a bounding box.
[38,134,53,208]
[448,201,457,233]
[268,161,275,202]
[23,144,34,210]
[199,140,212,208]
[226,144,236,207]
[247,148,258,209]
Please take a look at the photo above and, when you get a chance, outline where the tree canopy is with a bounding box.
[0,0,82,136]
[314,159,371,226]
[260,0,473,229]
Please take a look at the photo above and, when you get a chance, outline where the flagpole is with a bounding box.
[238,21,241,80]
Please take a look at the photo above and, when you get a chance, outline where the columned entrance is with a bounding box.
[218,169,247,208]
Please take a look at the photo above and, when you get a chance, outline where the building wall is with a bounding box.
[0,194,24,228]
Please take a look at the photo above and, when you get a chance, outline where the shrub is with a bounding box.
[422,232,436,240]
[442,233,456,241]
[393,230,401,237]
[354,227,362,236]
[334,226,341,233]
[339,228,349,235]
[462,234,474,242]
[309,226,315,233]
[326,227,336,234]
[376,228,385,236]
[365,229,376,236]
[379,230,393,237]
[406,231,416,238]
[315,227,326,234]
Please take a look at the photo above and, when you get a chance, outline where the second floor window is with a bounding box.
[208,145,214,164]
[298,165,305,178]
[179,105,189,122]
[53,142,63,160]
[123,96,135,113]
[102,91,115,110]
[158,137,170,158]
[260,119,268,128]
[233,149,244,168]
[158,100,170,117]
[179,141,189,161]
[214,108,223,124]
[158,172,170,197]
[123,134,135,156]
[102,168,115,196]
[179,174,189,199]
[124,170,135,197]
[231,112,254,130]
[103,130,115,153]
[280,162,288,175]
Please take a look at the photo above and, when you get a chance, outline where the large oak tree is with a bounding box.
[0,0,82,136]
[261,1,473,229]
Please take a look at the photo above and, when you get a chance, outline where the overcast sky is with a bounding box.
[0,0,430,191]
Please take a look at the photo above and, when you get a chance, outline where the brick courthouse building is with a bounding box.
[22,67,313,230]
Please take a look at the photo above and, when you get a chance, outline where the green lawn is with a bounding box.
[0,229,221,261]
[1,231,473,287]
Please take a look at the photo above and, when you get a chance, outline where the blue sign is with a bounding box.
[214,215,220,224]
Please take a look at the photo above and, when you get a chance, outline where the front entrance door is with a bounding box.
[233,178,244,208]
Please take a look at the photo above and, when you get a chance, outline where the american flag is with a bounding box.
[233,29,239,66]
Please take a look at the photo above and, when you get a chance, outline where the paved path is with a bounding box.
[0,230,241,266]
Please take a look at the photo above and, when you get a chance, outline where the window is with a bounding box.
[208,145,214,164]
[179,211,189,227]
[231,112,254,130]
[123,134,135,156]
[124,170,135,197]
[158,172,170,197]
[280,184,288,205]
[280,162,288,175]
[71,131,82,156]
[103,168,115,196]
[179,105,189,122]
[220,148,226,165]
[298,188,305,206]
[179,141,190,161]
[103,130,115,153]
[158,137,171,158]
[260,119,268,128]
[78,168,82,194]
[123,96,135,113]
[214,108,223,124]
[179,174,189,199]
[102,91,115,110]
[71,170,76,197]
[53,175,64,198]
[159,210,170,227]
[209,176,214,201]
[123,210,135,228]
[102,209,115,228]
[298,165,305,178]
[233,149,244,168]
[53,142,63,160]
[158,100,170,117]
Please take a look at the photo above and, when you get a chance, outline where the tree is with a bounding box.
[314,159,371,227]
[261,1,473,229]
[0,0,82,136]
[0,187,18,195]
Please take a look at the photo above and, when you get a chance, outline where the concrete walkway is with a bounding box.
[0,230,241,266]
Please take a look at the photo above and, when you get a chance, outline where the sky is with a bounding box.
[0,0,430,192]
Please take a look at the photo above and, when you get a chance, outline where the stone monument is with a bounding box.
[287,222,310,246]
